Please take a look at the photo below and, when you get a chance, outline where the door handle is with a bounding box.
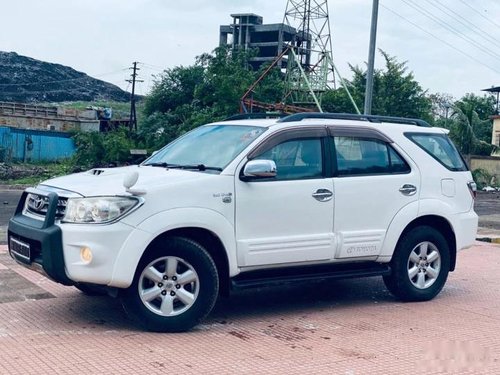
[312,189,333,202]
[399,184,417,196]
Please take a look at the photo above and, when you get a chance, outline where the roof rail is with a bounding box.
[277,112,431,127]
[223,112,286,121]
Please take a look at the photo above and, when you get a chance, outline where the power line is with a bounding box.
[458,0,500,30]
[380,4,500,75]
[139,62,166,72]
[426,0,500,49]
[400,0,500,61]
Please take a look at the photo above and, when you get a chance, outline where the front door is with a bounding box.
[235,129,334,267]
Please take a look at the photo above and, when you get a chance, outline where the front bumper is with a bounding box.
[8,191,72,285]
[8,190,139,287]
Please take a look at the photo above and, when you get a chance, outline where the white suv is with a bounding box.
[8,113,478,332]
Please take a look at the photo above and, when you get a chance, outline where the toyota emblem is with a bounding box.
[33,196,45,210]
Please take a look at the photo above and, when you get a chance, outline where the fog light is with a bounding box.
[80,247,93,263]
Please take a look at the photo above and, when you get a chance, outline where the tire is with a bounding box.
[121,237,219,332]
[383,226,450,302]
[74,283,107,296]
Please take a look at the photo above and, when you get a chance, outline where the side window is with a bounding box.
[388,147,410,173]
[334,136,410,176]
[406,133,467,171]
[254,138,323,180]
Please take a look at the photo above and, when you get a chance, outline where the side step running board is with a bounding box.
[231,262,391,290]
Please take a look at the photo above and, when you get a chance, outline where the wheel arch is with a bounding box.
[110,208,237,289]
[145,227,231,296]
[396,215,457,271]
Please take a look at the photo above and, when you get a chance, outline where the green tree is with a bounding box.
[139,46,265,149]
[323,50,431,120]
[72,128,135,168]
[454,93,495,143]
[144,65,204,116]
[449,99,495,156]
[193,46,256,116]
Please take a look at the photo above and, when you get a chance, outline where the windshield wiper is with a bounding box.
[144,162,172,167]
[144,162,222,171]
[176,164,223,172]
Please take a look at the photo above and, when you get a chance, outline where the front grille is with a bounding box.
[26,193,68,219]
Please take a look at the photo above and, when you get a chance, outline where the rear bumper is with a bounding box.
[453,210,478,251]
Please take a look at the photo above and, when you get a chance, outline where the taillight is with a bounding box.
[467,181,477,199]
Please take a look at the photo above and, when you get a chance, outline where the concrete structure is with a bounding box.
[491,115,500,149]
[220,13,300,69]
[471,155,500,184]
[0,102,99,133]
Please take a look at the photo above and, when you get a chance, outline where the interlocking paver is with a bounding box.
[0,242,499,374]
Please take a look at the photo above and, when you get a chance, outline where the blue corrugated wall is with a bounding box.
[0,127,75,162]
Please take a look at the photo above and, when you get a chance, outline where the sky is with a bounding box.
[1,0,499,100]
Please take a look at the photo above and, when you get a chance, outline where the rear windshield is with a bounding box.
[406,133,468,171]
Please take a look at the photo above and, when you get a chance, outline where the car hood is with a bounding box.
[38,165,214,197]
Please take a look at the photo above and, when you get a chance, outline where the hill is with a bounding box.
[0,52,130,103]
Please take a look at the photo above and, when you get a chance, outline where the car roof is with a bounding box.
[210,114,445,135]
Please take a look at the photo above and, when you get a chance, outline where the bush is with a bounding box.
[472,168,492,189]
[71,128,136,168]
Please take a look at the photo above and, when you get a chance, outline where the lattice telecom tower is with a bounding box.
[282,0,335,108]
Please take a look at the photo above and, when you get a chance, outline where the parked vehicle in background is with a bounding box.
[8,113,478,332]
[482,186,496,192]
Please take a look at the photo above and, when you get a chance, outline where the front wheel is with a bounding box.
[122,237,219,332]
[383,226,450,302]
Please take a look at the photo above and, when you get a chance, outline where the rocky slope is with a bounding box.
[0,52,129,102]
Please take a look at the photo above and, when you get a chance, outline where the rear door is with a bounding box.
[330,127,420,259]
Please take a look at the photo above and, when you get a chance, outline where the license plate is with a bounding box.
[9,237,31,264]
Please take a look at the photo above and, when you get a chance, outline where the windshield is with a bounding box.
[143,124,266,171]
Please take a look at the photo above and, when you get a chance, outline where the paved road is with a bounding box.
[0,189,22,245]
[0,241,499,374]
[474,191,500,230]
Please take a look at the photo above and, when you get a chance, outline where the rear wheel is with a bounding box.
[122,237,219,332]
[384,226,450,302]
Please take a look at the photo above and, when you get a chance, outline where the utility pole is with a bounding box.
[126,62,143,131]
[364,0,379,115]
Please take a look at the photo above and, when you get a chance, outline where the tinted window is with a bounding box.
[406,133,467,171]
[334,137,410,176]
[255,138,323,180]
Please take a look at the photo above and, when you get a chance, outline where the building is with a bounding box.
[0,102,99,132]
[219,13,306,70]
[493,115,500,148]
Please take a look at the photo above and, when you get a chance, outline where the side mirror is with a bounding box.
[242,159,277,180]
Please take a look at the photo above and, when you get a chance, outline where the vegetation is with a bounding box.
[323,50,432,121]
[5,47,499,182]
[61,100,135,119]
[0,161,73,186]
[472,168,497,189]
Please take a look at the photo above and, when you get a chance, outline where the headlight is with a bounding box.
[62,197,141,224]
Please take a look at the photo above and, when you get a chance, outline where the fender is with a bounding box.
[379,201,419,259]
[378,198,456,260]
[109,207,237,288]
